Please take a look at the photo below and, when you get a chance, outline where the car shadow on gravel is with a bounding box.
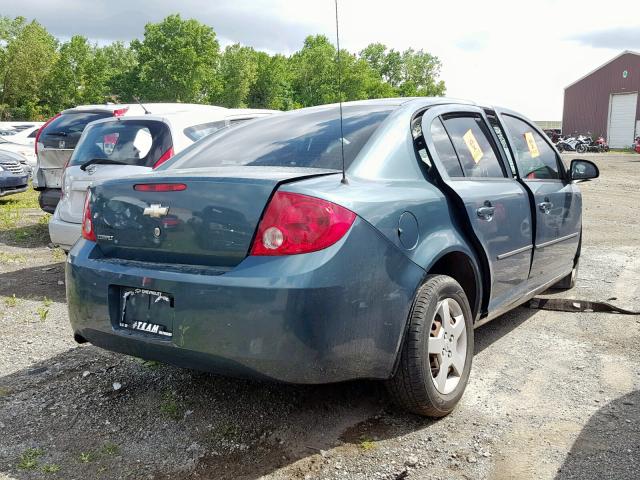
[0,262,66,302]
[555,389,639,480]
[474,306,538,354]
[0,346,436,480]
[0,306,543,480]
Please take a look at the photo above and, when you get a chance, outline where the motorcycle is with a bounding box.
[556,135,577,152]
[575,135,590,154]
[588,135,609,153]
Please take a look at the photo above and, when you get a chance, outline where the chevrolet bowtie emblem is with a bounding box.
[143,204,169,218]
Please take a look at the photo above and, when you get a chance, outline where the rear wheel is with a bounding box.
[386,275,474,417]
[576,143,588,154]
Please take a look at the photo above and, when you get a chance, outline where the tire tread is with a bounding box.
[386,274,471,417]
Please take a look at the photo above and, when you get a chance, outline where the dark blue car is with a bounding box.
[66,98,598,416]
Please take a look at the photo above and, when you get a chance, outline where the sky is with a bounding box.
[1,0,639,120]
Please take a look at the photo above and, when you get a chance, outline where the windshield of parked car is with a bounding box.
[161,105,395,171]
[68,119,172,168]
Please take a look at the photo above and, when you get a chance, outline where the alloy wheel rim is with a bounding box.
[429,298,467,395]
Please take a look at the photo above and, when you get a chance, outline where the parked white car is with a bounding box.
[49,106,275,251]
[0,124,43,169]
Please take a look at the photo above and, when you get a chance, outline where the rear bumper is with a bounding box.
[38,188,61,214]
[0,172,28,196]
[49,208,81,251]
[66,218,425,383]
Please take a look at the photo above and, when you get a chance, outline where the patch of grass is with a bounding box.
[219,423,240,439]
[135,357,161,369]
[4,294,19,307]
[41,463,61,474]
[101,442,120,456]
[0,186,51,246]
[160,391,183,420]
[0,252,26,264]
[0,187,40,209]
[9,223,50,246]
[0,207,20,230]
[18,448,44,470]
[78,451,97,463]
[359,438,376,450]
[37,306,49,321]
[11,229,31,242]
[51,247,66,261]
[0,386,11,397]
[43,296,53,307]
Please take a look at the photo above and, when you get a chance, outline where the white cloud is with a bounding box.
[2,0,638,119]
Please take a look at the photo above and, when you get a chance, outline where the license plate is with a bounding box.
[119,288,174,338]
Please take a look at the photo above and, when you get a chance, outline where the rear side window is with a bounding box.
[430,118,463,177]
[40,112,112,150]
[68,120,172,168]
[163,105,394,171]
[442,115,506,178]
[501,115,561,180]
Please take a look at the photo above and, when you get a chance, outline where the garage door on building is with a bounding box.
[608,93,638,148]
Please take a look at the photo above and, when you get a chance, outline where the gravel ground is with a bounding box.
[0,153,638,480]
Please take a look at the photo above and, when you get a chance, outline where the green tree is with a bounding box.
[360,44,445,96]
[290,35,338,107]
[248,53,294,110]
[398,48,446,96]
[132,14,220,103]
[0,20,57,119]
[217,43,258,108]
[43,35,93,110]
[101,42,138,102]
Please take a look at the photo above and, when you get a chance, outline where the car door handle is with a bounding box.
[538,201,553,213]
[476,205,495,221]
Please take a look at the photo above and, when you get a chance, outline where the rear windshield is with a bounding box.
[183,117,262,141]
[183,120,227,141]
[68,119,172,168]
[162,105,394,171]
[41,112,112,150]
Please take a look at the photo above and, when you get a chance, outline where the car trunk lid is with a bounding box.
[91,167,337,267]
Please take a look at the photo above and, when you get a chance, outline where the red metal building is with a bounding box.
[562,51,640,148]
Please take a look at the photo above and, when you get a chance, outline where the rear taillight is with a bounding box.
[250,191,356,256]
[152,147,174,168]
[35,113,61,155]
[133,183,186,192]
[81,191,96,242]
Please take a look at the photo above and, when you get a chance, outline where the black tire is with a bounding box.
[557,144,565,153]
[576,143,588,154]
[386,275,474,417]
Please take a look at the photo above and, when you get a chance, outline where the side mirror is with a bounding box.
[569,159,599,182]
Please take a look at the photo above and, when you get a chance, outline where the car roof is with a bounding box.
[265,97,477,115]
[84,108,278,129]
[61,103,230,116]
